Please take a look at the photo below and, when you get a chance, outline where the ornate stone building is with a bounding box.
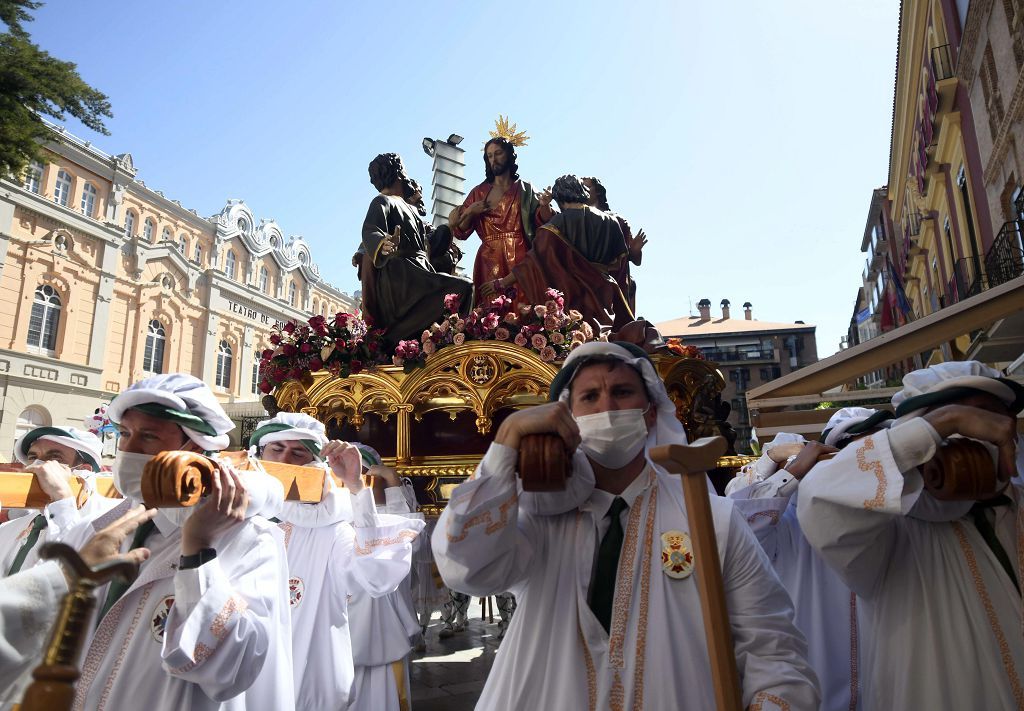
[0,122,356,455]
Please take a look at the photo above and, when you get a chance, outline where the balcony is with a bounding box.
[986,221,1024,288]
[931,44,958,106]
[700,347,776,364]
[947,255,986,304]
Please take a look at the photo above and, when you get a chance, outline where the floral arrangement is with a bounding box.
[411,289,596,366]
[665,337,704,359]
[258,312,389,392]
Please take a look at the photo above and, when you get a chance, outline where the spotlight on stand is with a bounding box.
[447,133,464,146]
[422,137,436,157]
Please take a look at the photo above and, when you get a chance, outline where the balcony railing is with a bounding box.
[986,221,1024,288]
[947,255,987,304]
[931,44,954,81]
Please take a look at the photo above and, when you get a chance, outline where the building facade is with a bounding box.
[0,123,356,456]
[657,300,818,453]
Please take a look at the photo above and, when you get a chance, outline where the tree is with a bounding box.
[0,0,112,178]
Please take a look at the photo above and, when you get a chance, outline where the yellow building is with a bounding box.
[0,122,356,455]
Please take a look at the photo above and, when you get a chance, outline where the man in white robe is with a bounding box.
[251,415,424,710]
[434,341,819,711]
[34,373,295,711]
[797,361,1024,710]
[0,427,118,576]
[726,408,894,711]
[347,448,423,711]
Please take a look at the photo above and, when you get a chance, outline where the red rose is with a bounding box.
[282,344,298,357]
[269,333,282,345]
[299,343,314,354]
[283,322,296,334]
[351,359,363,374]
[308,357,323,371]
[259,380,273,394]
[261,349,274,360]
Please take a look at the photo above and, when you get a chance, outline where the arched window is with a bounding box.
[143,320,166,374]
[288,281,297,306]
[143,218,155,242]
[161,227,172,243]
[259,266,269,293]
[215,340,232,389]
[193,243,203,265]
[27,285,61,353]
[124,210,136,237]
[53,170,72,207]
[23,161,43,194]
[177,234,186,254]
[225,250,237,280]
[80,182,97,217]
[14,406,51,449]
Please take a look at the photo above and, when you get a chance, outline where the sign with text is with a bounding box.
[227,300,283,328]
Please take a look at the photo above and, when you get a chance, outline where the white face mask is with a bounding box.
[575,408,650,469]
[113,450,153,501]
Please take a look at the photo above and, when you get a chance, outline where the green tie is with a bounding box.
[969,495,1019,593]
[97,519,156,622]
[589,497,628,633]
[7,514,48,576]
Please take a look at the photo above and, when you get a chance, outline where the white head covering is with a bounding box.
[248,412,329,459]
[821,407,894,448]
[107,373,234,451]
[553,341,689,448]
[14,426,103,471]
[892,361,1023,421]
[352,442,383,471]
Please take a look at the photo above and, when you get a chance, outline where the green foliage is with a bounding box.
[816,401,836,410]
[0,0,111,178]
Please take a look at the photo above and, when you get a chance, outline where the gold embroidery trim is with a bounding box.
[631,483,657,710]
[171,594,250,674]
[849,592,859,711]
[746,510,781,525]
[952,521,1024,709]
[354,529,420,556]
[444,491,517,543]
[856,436,887,510]
[750,690,791,711]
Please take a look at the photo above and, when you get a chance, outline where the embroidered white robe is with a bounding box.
[282,486,424,710]
[0,560,67,690]
[348,484,423,711]
[433,444,820,711]
[729,471,864,711]
[10,497,297,711]
[797,418,1024,711]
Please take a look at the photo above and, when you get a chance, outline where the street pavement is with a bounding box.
[409,608,503,710]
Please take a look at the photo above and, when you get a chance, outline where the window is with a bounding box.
[23,161,43,194]
[225,250,237,280]
[80,182,97,217]
[194,244,203,265]
[27,285,61,352]
[177,235,186,254]
[53,170,72,207]
[161,227,172,243]
[288,281,297,305]
[14,407,50,450]
[259,266,269,293]
[143,218,155,242]
[125,210,136,237]
[251,351,260,394]
[143,320,166,374]
[216,340,232,389]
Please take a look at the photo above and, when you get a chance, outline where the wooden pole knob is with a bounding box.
[517,434,573,492]
[141,451,216,508]
[922,439,1001,501]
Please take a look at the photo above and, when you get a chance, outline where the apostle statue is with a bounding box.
[361,153,473,343]
[583,176,648,313]
[485,174,635,332]
[450,131,554,306]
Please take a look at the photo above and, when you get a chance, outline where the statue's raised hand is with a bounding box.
[380,225,401,256]
[627,228,648,262]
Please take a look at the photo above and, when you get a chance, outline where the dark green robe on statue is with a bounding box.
[361,194,473,342]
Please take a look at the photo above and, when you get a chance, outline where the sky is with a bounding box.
[24,0,900,357]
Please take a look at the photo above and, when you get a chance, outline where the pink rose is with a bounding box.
[439,319,451,333]
[514,333,528,347]
[568,309,583,323]
[503,312,518,325]
[550,332,565,345]
[581,322,594,339]
[544,314,559,331]
[569,340,582,351]
[444,293,462,313]
[545,300,559,314]
[531,333,548,349]
[392,355,405,366]
[519,304,533,316]
[422,330,432,342]
[539,346,556,362]
[571,330,587,343]
[455,319,466,332]
[423,339,436,355]
[495,327,510,341]
[453,332,466,346]
[533,305,547,318]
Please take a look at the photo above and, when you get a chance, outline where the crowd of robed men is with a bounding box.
[1,348,1022,711]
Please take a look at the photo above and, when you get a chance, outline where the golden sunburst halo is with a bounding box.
[488,115,530,147]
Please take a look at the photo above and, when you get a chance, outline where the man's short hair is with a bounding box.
[566,355,653,404]
[551,175,590,207]
[368,153,407,192]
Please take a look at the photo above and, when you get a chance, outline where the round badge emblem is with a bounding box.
[288,577,304,607]
[660,530,694,579]
[150,595,175,642]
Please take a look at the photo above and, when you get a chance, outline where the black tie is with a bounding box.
[589,497,628,633]
[7,514,48,576]
[98,518,156,622]
[969,495,1019,592]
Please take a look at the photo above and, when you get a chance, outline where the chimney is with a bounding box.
[697,298,711,320]
[720,299,731,320]
[743,301,753,320]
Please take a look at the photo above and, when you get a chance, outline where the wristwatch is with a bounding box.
[179,548,217,570]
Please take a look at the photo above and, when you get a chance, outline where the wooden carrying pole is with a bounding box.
[650,437,742,711]
[0,466,119,510]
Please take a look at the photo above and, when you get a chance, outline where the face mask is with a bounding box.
[113,450,154,501]
[575,408,650,469]
[157,507,192,529]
